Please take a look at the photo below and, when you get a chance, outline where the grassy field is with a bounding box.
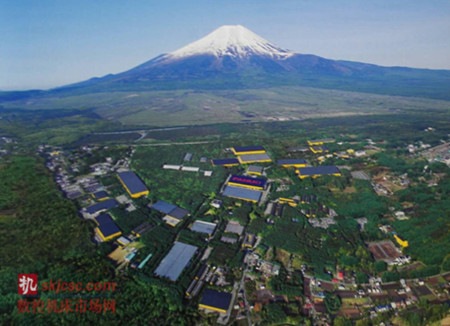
[2,86,449,127]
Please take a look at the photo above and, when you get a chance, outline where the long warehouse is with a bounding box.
[222,185,262,203]
[296,166,341,179]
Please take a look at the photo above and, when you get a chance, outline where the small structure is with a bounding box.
[163,164,181,170]
[117,171,149,198]
[224,221,244,235]
[351,170,371,180]
[184,153,193,162]
[131,222,153,237]
[190,220,217,237]
[117,236,131,247]
[211,199,223,208]
[242,232,256,248]
[199,289,232,314]
[247,165,264,176]
[220,236,237,244]
[181,166,200,172]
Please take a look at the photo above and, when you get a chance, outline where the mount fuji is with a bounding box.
[2,25,450,101]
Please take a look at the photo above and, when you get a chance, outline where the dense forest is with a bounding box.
[0,156,199,325]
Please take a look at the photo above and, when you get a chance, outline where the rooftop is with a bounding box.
[297,166,341,176]
[277,158,308,165]
[85,198,118,215]
[190,220,218,236]
[238,153,271,163]
[94,213,121,239]
[154,242,198,281]
[117,171,148,195]
[200,289,232,312]
[232,146,265,153]
[229,175,266,188]
[211,158,239,166]
[222,185,262,202]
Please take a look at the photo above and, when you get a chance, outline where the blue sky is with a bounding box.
[1,0,449,90]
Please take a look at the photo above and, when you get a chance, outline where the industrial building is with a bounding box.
[190,220,217,237]
[94,213,122,241]
[154,241,198,281]
[211,158,240,167]
[228,175,266,190]
[117,171,149,198]
[222,185,262,203]
[296,166,341,179]
[231,146,266,155]
[237,153,272,164]
[199,289,232,314]
[277,159,308,168]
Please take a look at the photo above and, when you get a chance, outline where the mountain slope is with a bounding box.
[1,25,450,101]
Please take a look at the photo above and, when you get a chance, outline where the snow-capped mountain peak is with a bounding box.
[167,25,293,60]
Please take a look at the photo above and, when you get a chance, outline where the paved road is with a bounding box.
[137,140,217,146]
